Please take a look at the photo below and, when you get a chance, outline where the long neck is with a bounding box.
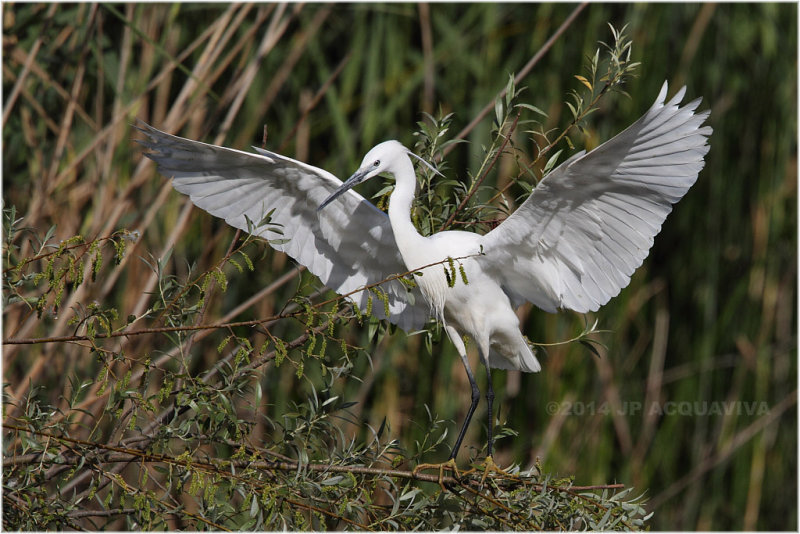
[387,156,425,251]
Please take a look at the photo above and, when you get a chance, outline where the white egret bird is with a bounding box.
[139,82,711,477]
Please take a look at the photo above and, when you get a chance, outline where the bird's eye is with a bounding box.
[373,160,380,167]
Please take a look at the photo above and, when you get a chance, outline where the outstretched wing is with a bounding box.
[137,123,430,331]
[480,82,712,313]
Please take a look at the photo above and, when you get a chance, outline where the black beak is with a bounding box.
[318,168,370,211]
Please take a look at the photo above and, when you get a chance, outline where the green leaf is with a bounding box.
[494,97,504,126]
[543,149,563,174]
[565,100,578,120]
[579,339,602,359]
[516,102,547,117]
[504,73,516,107]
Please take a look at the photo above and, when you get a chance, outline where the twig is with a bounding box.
[67,509,136,519]
[4,422,625,494]
[3,251,481,346]
[485,69,625,208]
[439,111,521,231]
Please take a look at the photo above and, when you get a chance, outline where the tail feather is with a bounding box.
[489,341,541,373]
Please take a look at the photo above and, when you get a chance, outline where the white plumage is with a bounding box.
[138,129,430,332]
[481,83,711,313]
[139,81,711,463]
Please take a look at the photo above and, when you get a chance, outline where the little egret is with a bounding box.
[139,82,711,478]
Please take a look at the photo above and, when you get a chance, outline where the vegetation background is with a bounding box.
[3,2,796,530]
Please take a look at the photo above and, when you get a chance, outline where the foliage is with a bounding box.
[5,381,651,530]
[2,78,643,525]
[3,3,796,531]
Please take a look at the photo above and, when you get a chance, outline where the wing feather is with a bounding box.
[137,123,429,331]
[480,82,712,313]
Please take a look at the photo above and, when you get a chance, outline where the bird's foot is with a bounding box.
[412,458,461,492]
[476,455,519,486]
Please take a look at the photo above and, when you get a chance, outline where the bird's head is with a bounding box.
[318,141,440,210]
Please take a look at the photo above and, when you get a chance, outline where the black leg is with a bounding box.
[449,357,480,461]
[484,365,494,457]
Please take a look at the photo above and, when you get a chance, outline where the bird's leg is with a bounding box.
[485,363,495,457]
[413,326,479,486]
[475,351,519,485]
[412,367,479,487]
[449,354,481,463]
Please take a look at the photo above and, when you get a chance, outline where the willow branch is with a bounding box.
[486,71,626,208]
[439,111,521,231]
[3,252,481,346]
[3,422,625,494]
[443,2,587,154]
